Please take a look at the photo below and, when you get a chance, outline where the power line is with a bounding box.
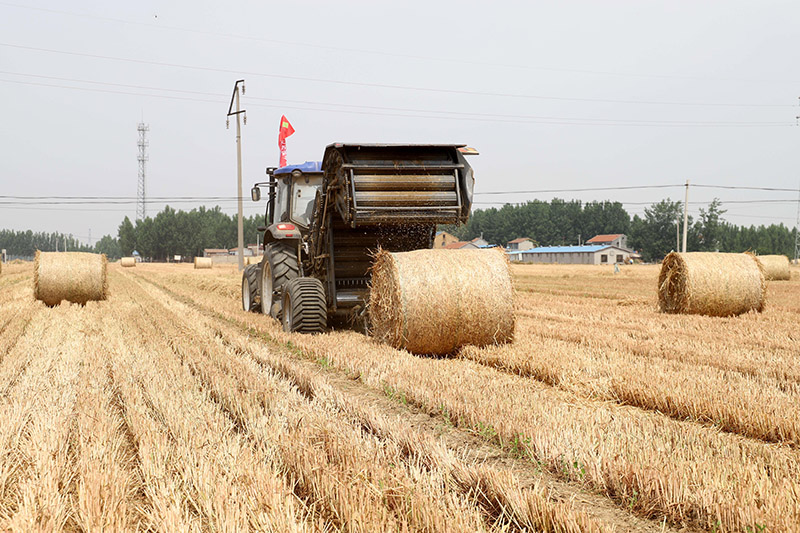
[2,77,793,128]
[0,185,684,204]
[2,1,799,87]
[4,71,794,126]
[2,42,796,109]
[0,70,227,98]
[0,204,265,213]
[2,188,799,205]
[473,198,798,206]
[693,184,800,192]
[0,195,240,200]
[4,181,799,199]
[474,184,681,195]
[0,199,243,205]
[2,75,794,127]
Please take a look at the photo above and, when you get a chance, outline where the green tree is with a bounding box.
[628,199,683,262]
[695,198,726,252]
[94,235,121,259]
[118,217,136,256]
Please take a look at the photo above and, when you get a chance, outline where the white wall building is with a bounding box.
[508,244,634,265]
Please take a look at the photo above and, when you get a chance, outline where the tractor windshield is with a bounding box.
[290,174,322,227]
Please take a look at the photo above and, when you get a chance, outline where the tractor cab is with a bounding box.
[251,161,323,240]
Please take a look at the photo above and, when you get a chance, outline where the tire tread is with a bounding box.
[283,277,326,334]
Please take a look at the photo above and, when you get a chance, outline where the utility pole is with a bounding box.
[227,80,246,271]
[682,180,689,253]
[137,122,149,221]
[794,181,800,263]
[676,215,680,252]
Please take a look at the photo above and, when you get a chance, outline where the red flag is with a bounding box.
[278,115,295,167]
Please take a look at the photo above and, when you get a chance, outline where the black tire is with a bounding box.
[241,264,261,312]
[260,241,300,319]
[281,277,327,334]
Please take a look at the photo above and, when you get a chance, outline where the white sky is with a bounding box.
[1,0,799,244]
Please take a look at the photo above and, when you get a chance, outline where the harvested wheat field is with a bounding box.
[1,261,799,532]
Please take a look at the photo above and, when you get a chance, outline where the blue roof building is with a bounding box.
[507,244,634,265]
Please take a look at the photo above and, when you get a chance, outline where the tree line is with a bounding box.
[1,199,796,263]
[115,206,264,261]
[444,198,797,262]
[1,206,266,261]
[0,230,93,258]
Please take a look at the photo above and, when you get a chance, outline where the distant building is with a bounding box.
[227,247,256,256]
[508,244,633,265]
[444,241,479,250]
[434,231,459,249]
[203,248,229,257]
[586,234,628,250]
[469,237,489,247]
[507,238,535,251]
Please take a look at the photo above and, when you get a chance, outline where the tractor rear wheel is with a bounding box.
[241,264,260,312]
[260,241,300,319]
[281,277,327,334]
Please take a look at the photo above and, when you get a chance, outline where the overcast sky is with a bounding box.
[1,0,799,244]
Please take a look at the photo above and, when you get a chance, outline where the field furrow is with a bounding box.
[0,305,84,530]
[97,274,312,532]
[72,307,146,531]
[459,320,800,446]
[129,264,800,532]
[0,299,37,364]
[0,264,32,298]
[516,297,800,385]
[121,269,594,532]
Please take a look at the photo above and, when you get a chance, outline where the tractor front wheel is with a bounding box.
[260,241,300,319]
[241,264,260,312]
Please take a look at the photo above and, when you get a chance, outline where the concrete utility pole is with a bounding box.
[794,181,800,263]
[227,80,247,271]
[682,180,690,253]
[676,215,680,252]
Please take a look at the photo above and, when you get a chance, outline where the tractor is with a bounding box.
[242,143,477,333]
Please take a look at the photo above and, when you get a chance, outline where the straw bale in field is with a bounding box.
[246,255,263,265]
[658,252,765,316]
[758,254,790,281]
[120,257,136,267]
[34,251,108,306]
[370,248,515,355]
[194,257,213,269]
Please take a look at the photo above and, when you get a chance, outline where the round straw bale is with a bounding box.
[369,248,515,355]
[658,252,765,316]
[758,254,790,281]
[120,257,136,267]
[194,257,213,269]
[34,251,108,306]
